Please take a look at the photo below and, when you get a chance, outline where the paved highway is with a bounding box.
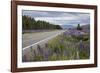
[22,30,65,50]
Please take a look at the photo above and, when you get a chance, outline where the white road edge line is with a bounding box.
[23,31,65,51]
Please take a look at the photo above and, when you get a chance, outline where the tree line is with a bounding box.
[22,15,62,30]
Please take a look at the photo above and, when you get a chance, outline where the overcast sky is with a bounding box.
[22,10,90,26]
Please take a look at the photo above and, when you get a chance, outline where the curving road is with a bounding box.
[22,30,65,50]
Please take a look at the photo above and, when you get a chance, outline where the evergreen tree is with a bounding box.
[77,24,82,30]
[22,15,62,30]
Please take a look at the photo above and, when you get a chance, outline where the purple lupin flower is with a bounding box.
[63,49,70,56]
[78,40,84,51]
[45,43,48,48]
[43,50,50,61]
[37,44,44,55]
[33,49,36,57]
[48,48,53,56]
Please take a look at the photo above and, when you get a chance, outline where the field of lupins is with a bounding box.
[22,29,90,62]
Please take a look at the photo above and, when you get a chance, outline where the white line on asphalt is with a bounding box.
[23,31,64,50]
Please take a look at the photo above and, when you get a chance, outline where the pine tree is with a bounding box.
[77,24,82,30]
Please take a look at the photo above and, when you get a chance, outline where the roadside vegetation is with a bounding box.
[22,24,90,62]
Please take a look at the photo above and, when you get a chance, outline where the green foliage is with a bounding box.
[33,55,43,61]
[48,53,58,61]
[22,15,62,30]
[79,50,89,59]
[72,34,89,42]
[48,36,65,54]
[46,34,90,60]
[22,33,90,62]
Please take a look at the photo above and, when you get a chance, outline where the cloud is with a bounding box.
[22,10,90,26]
[35,16,77,21]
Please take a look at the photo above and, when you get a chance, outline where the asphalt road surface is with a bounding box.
[22,30,65,50]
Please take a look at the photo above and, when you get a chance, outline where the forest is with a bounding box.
[22,15,62,30]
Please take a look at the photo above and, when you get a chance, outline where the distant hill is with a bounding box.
[61,25,75,29]
[81,24,90,29]
[81,24,90,33]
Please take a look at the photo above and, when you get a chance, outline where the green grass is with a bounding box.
[46,34,90,60]
[23,32,90,62]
